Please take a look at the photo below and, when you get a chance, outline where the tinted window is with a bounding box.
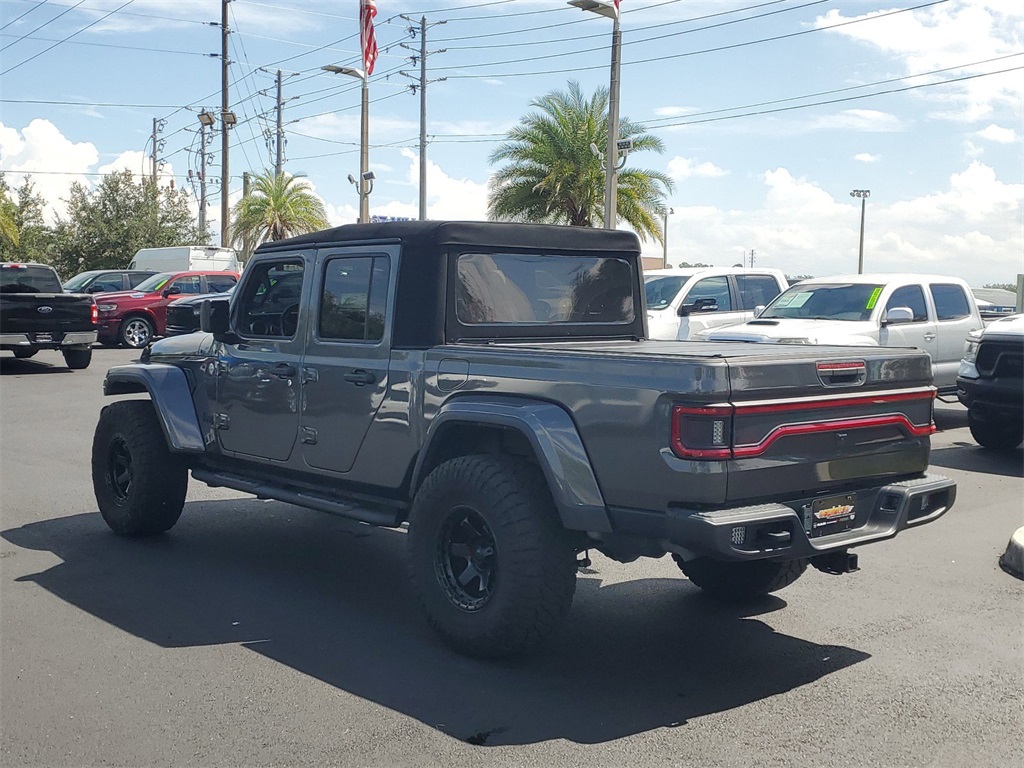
[930,283,971,321]
[134,272,174,292]
[63,271,100,292]
[127,272,155,288]
[644,275,688,310]
[763,283,884,321]
[886,285,928,322]
[319,256,390,342]
[456,253,634,325]
[207,274,237,293]
[90,274,125,293]
[238,260,305,338]
[169,275,203,295]
[683,276,732,312]
[735,274,784,310]
[0,265,62,293]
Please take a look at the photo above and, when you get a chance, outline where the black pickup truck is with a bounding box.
[92,221,955,658]
[1,262,97,369]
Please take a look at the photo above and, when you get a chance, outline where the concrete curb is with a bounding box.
[998,527,1024,580]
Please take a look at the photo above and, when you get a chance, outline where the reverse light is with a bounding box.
[671,404,733,460]
[91,304,98,325]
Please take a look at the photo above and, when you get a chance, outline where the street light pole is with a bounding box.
[850,189,871,274]
[569,0,622,230]
[662,207,673,267]
[322,65,372,223]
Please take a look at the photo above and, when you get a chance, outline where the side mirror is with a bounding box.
[200,299,234,342]
[87,284,104,294]
[753,304,766,317]
[678,297,718,317]
[162,286,181,298]
[883,306,914,325]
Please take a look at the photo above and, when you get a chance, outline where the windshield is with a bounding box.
[62,271,99,291]
[0,265,63,293]
[133,272,175,293]
[761,282,885,321]
[644,275,688,310]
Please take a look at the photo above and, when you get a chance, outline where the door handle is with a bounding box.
[923,333,936,341]
[273,363,297,378]
[344,369,376,386]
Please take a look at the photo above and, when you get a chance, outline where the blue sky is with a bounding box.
[1,0,1021,285]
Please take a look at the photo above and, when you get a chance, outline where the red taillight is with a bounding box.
[671,404,733,460]
[91,303,98,325]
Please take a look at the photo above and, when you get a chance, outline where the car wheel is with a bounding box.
[407,454,577,659]
[120,316,154,348]
[968,408,1023,450]
[92,400,187,536]
[673,555,808,602]
[12,348,37,359]
[62,347,92,370]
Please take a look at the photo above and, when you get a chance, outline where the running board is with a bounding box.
[191,468,402,528]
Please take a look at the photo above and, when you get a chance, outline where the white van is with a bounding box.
[127,246,239,273]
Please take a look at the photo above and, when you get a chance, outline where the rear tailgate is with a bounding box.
[719,346,934,502]
[0,293,97,338]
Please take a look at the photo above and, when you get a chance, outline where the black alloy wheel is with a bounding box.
[436,506,498,611]
[107,436,133,503]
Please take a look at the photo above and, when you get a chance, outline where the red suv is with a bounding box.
[95,270,239,348]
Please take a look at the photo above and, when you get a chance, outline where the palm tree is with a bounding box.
[231,171,329,250]
[488,81,673,243]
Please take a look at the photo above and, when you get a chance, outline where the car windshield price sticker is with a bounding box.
[774,291,812,309]
[865,287,883,310]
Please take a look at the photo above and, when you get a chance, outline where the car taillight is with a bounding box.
[91,303,98,325]
[671,404,733,460]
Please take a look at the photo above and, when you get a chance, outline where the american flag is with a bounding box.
[361,0,378,76]
[614,0,620,14]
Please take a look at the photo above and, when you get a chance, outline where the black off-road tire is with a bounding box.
[968,408,1023,450]
[92,400,188,536]
[12,348,37,359]
[407,454,578,659]
[674,555,809,602]
[62,347,92,370]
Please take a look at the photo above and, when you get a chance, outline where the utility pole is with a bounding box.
[749,248,755,268]
[199,125,209,234]
[275,69,284,177]
[220,0,231,249]
[400,15,446,221]
[150,118,159,186]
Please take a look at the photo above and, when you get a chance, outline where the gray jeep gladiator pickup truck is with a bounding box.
[92,221,955,658]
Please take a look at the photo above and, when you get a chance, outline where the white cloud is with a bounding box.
[654,106,697,118]
[854,153,881,163]
[977,124,1018,143]
[667,156,728,180]
[397,149,489,221]
[810,109,904,132]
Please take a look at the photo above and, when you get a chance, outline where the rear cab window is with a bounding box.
[0,265,62,293]
[207,274,237,293]
[930,283,972,321]
[735,274,784,310]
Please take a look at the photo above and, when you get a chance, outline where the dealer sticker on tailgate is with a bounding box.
[809,493,857,536]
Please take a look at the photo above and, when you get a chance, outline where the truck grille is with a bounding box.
[977,341,1024,378]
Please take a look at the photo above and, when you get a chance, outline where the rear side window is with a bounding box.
[89,274,125,293]
[886,285,928,322]
[456,253,634,324]
[207,274,237,293]
[128,273,154,288]
[0,265,62,293]
[930,284,971,320]
[319,256,390,342]
[170,275,203,295]
[735,274,783,310]
[684,276,732,312]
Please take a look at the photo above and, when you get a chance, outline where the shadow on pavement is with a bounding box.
[934,405,969,432]
[928,443,1023,478]
[3,500,870,746]
[0,356,74,375]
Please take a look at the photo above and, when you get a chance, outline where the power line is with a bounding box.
[0,31,217,58]
[0,0,89,51]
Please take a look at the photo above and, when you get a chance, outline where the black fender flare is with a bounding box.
[102,363,205,452]
[413,396,611,533]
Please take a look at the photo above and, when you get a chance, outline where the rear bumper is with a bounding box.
[607,474,955,562]
[1,331,97,349]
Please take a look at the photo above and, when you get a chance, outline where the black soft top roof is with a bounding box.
[255,221,643,349]
[255,220,641,255]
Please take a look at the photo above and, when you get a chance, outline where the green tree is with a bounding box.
[51,170,205,277]
[0,174,19,251]
[7,176,54,265]
[231,171,329,253]
[487,81,673,242]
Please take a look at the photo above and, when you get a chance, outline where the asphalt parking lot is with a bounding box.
[1,347,1022,767]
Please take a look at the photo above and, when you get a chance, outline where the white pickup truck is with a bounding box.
[703,273,984,394]
[644,267,788,340]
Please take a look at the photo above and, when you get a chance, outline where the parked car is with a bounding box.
[957,313,1023,449]
[165,287,234,337]
[92,221,953,659]
[703,274,984,395]
[127,245,239,273]
[63,269,156,294]
[95,270,240,348]
[644,267,788,340]
[1,262,97,369]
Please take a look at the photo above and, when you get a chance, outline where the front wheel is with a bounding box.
[407,454,577,659]
[62,347,92,369]
[674,555,808,602]
[968,408,1023,450]
[92,400,188,536]
[120,316,154,348]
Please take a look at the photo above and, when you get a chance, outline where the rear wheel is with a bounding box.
[120,316,154,348]
[12,348,37,359]
[674,555,808,602]
[62,347,92,369]
[968,408,1023,450]
[92,400,187,536]
[408,454,577,658]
